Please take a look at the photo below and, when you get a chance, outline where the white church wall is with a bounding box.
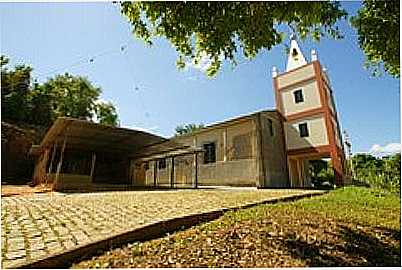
[284,115,329,150]
[277,63,315,89]
[280,79,322,116]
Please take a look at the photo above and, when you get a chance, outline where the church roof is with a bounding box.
[286,35,307,72]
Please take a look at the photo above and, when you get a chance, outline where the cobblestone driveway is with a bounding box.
[1,189,322,268]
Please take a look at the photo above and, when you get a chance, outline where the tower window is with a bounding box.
[294,89,304,103]
[292,48,298,58]
[299,123,309,137]
[268,119,274,136]
[203,142,216,164]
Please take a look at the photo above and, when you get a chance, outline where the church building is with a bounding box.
[31,37,347,191]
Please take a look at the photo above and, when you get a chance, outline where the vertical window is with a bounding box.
[268,119,274,136]
[293,89,304,103]
[203,142,216,164]
[158,158,166,169]
[299,123,309,137]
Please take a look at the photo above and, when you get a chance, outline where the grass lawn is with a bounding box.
[72,187,401,268]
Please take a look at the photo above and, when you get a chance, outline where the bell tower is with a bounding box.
[272,36,346,187]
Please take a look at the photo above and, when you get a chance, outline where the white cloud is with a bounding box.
[369,142,401,157]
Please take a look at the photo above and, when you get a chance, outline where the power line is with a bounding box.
[1,43,129,91]
[120,41,153,122]
[36,44,128,78]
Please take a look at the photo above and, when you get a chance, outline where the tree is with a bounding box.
[308,159,335,187]
[351,0,400,77]
[41,73,101,120]
[120,2,347,76]
[41,73,120,125]
[26,83,53,127]
[42,73,120,126]
[1,56,120,127]
[382,153,401,190]
[96,101,119,126]
[1,56,32,123]
[309,159,328,179]
[351,153,400,193]
[175,123,204,136]
[352,153,381,171]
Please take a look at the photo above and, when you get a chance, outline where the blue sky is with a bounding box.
[1,2,400,155]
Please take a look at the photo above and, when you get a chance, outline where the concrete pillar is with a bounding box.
[54,137,67,190]
[47,143,57,176]
[193,152,198,188]
[223,129,227,162]
[254,114,266,187]
[331,151,343,186]
[296,159,302,187]
[90,153,96,182]
[170,156,175,189]
[288,158,300,188]
[303,159,310,187]
[193,137,197,147]
[153,160,157,187]
[293,158,309,188]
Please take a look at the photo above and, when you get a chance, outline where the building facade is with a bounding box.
[31,38,347,191]
[142,37,347,188]
[161,110,289,188]
[273,36,346,186]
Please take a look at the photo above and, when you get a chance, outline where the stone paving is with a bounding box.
[1,188,324,268]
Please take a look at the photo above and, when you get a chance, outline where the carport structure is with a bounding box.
[135,145,204,188]
[31,117,202,191]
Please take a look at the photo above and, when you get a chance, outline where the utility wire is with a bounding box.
[1,43,129,91]
[36,45,128,78]
[120,41,153,123]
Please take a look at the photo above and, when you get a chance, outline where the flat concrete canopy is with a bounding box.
[36,117,169,155]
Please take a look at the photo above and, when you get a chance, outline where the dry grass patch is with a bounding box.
[72,187,400,268]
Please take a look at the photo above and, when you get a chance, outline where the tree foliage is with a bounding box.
[351,153,400,193]
[1,56,32,123]
[41,73,101,120]
[96,101,119,126]
[351,0,400,77]
[175,123,205,136]
[309,153,401,192]
[120,1,347,76]
[0,56,119,127]
[27,83,53,126]
[309,159,334,183]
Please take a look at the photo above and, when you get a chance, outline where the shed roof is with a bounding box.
[172,109,278,139]
[37,117,173,155]
[133,142,204,161]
